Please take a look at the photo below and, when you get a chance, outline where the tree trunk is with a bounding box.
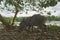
[0,14,14,30]
[11,10,18,26]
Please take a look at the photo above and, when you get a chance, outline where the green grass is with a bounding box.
[50,25,59,30]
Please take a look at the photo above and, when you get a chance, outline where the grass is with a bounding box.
[49,25,59,30]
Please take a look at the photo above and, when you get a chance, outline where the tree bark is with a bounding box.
[11,9,18,26]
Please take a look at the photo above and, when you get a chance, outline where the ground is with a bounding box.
[0,26,60,40]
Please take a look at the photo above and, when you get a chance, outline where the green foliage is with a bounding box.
[27,0,58,8]
[47,12,51,15]
[5,0,24,10]
[4,17,13,24]
[46,16,60,21]
[0,0,58,9]
[50,25,58,30]
[38,0,57,8]
[29,0,36,6]
[4,16,60,22]
[3,17,28,22]
[0,0,2,3]
[58,0,60,1]
[15,17,29,22]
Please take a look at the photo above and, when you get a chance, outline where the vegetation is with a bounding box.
[2,16,60,22]
[0,0,60,40]
[0,0,60,30]
[49,25,59,30]
[46,16,60,21]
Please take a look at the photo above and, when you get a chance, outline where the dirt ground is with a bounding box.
[0,27,60,40]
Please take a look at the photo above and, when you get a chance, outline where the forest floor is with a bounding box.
[0,26,60,40]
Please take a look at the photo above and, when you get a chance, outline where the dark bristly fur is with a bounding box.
[19,14,46,31]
